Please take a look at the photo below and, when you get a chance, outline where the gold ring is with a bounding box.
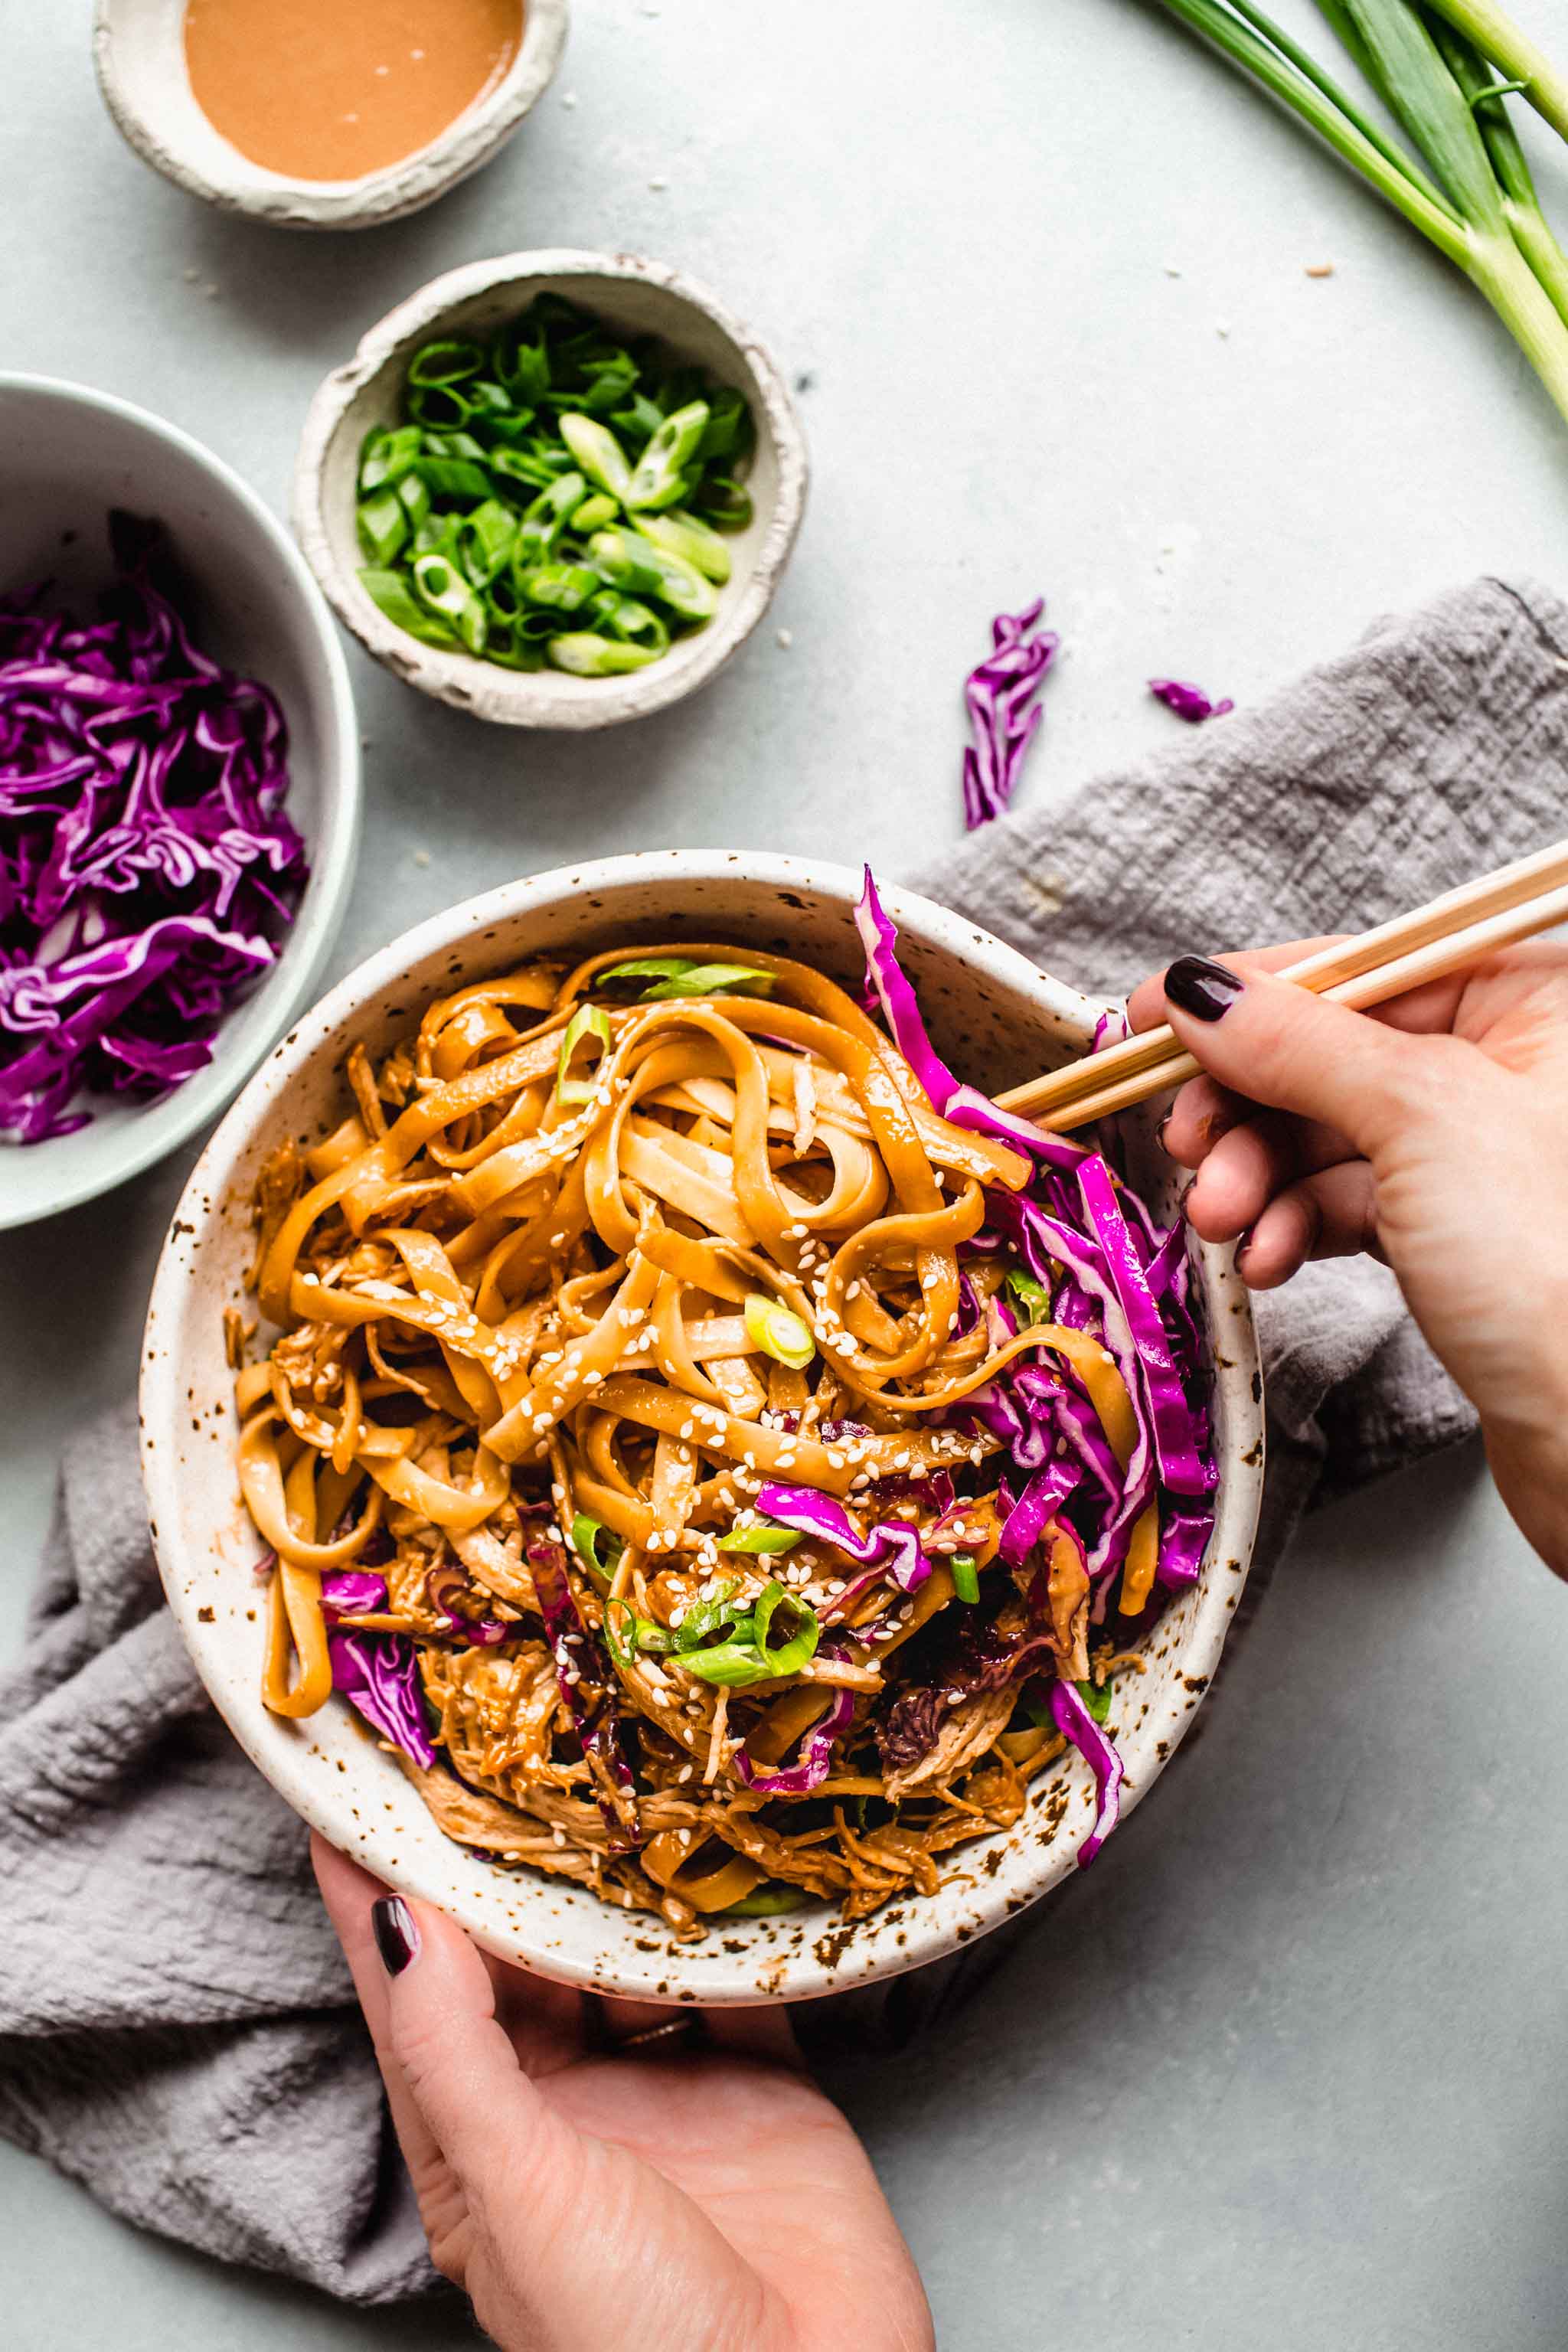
[616,2015,702,2053]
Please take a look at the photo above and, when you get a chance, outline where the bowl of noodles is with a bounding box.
[140,851,1264,2005]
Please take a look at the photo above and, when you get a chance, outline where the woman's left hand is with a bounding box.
[314,1837,933,2352]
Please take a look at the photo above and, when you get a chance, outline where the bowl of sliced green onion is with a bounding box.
[294,250,808,728]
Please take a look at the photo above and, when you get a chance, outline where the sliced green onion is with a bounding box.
[518,561,600,613]
[559,412,633,501]
[671,1581,751,1651]
[514,470,588,567]
[586,591,671,653]
[626,399,710,509]
[714,1521,803,1554]
[358,568,459,648]
[632,508,732,584]
[357,489,408,567]
[589,527,717,622]
[408,337,485,387]
[603,1595,673,1668]
[546,632,662,676]
[410,456,494,503]
[752,1579,821,1675]
[412,553,488,655]
[1006,1268,1051,1321]
[397,470,433,529]
[571,490,619,533]
[1077,1676,1113,1725]
[724,1882,808,1916]
[457,498,518,588]
[697,387,753,463]
[691,475,754,531]
[951,1551,981,1604]
[570,1512,623,1591]
[359,423,422,492]
[744,1292,817,1369]
[556,1003,612,1105]
[676,1638,778,1687]
[596,955,776,1001]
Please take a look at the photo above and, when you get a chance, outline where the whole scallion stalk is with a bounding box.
[1148,0,1568,426]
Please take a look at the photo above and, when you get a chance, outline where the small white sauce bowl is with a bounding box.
[92,0,569,231]
[293,250,809,731]
[0,373,361,1233]
[141,852,1264,2007]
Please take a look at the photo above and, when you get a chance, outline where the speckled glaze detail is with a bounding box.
[92,0,569,231]
[0,371,361,1233]
[292,251,808,731]
[139,853,1265,2007]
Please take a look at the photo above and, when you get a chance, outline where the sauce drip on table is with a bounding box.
[183,0,524,184]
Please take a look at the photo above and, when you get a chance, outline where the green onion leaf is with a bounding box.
[1006,1268,1050,1321]
[358,568,459,648]
[714,1521,803,1555]
[359,424,422,493]
[951,1550,981,1603]
[357,489,408,567]
[743,1292,817,1369]
[1077,1676,1113,1725]
[518,561,600,613]
[556,1003,612,1106]
[410,456,495,503]
[603,1595,673,1668]
[457,498,518,589]
[595,955,776,1001]
[691,475,754,531]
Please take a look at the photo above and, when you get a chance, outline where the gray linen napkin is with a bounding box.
[2,574,1564,2305]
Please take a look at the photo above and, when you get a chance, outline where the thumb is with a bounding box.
[1159,955,1456,1158]
[372,1892,583,2214]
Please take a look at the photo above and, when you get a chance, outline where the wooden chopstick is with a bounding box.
[995,835,1568,1136]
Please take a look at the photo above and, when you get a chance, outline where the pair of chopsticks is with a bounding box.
[996,835,1568,1134]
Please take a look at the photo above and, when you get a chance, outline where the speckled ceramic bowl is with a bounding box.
[139,852,1263,2006]
[293,251,808,730]
[93,0,569,230]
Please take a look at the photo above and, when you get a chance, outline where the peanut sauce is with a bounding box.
[184,0,524,184]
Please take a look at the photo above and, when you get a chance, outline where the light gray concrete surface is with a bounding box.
[5,2,1568,2344]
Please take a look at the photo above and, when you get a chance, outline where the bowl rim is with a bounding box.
[292,249,809,731]
[140,849,1265,2004]
[0,370,362,1232]
[91,0,570,230]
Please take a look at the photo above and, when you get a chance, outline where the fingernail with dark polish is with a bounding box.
[372,1896,420,1977]
[1165,956,1243,1023]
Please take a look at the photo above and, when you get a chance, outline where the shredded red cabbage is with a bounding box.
[327,1631,438,1769]
[962,598,1058,828]
[732,1683,855,1795]
[529,1539,639,1846]
[854,869,1084,1172]
[320,1569,390,1619]
[1149,678,1234,724]
[0,512,306,1142]
[1050,1677,1125,1865]
[755,1481,932,1619]
[853,871,1221,1864]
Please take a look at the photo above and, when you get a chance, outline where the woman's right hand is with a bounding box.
[1125,942,1568,1579]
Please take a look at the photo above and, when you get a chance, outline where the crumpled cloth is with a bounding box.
[2,575,1564,2305]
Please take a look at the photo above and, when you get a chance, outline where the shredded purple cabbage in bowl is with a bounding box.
[0,511,308,1144]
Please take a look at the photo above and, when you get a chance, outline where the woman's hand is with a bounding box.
[313,1838,933,2352]
[1127,942,1568,1577]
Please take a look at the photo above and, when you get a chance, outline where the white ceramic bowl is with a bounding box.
[93,0,568,230]
[293,251,808,730]
[0,374,361,1233]
[140,852,1264,2006]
